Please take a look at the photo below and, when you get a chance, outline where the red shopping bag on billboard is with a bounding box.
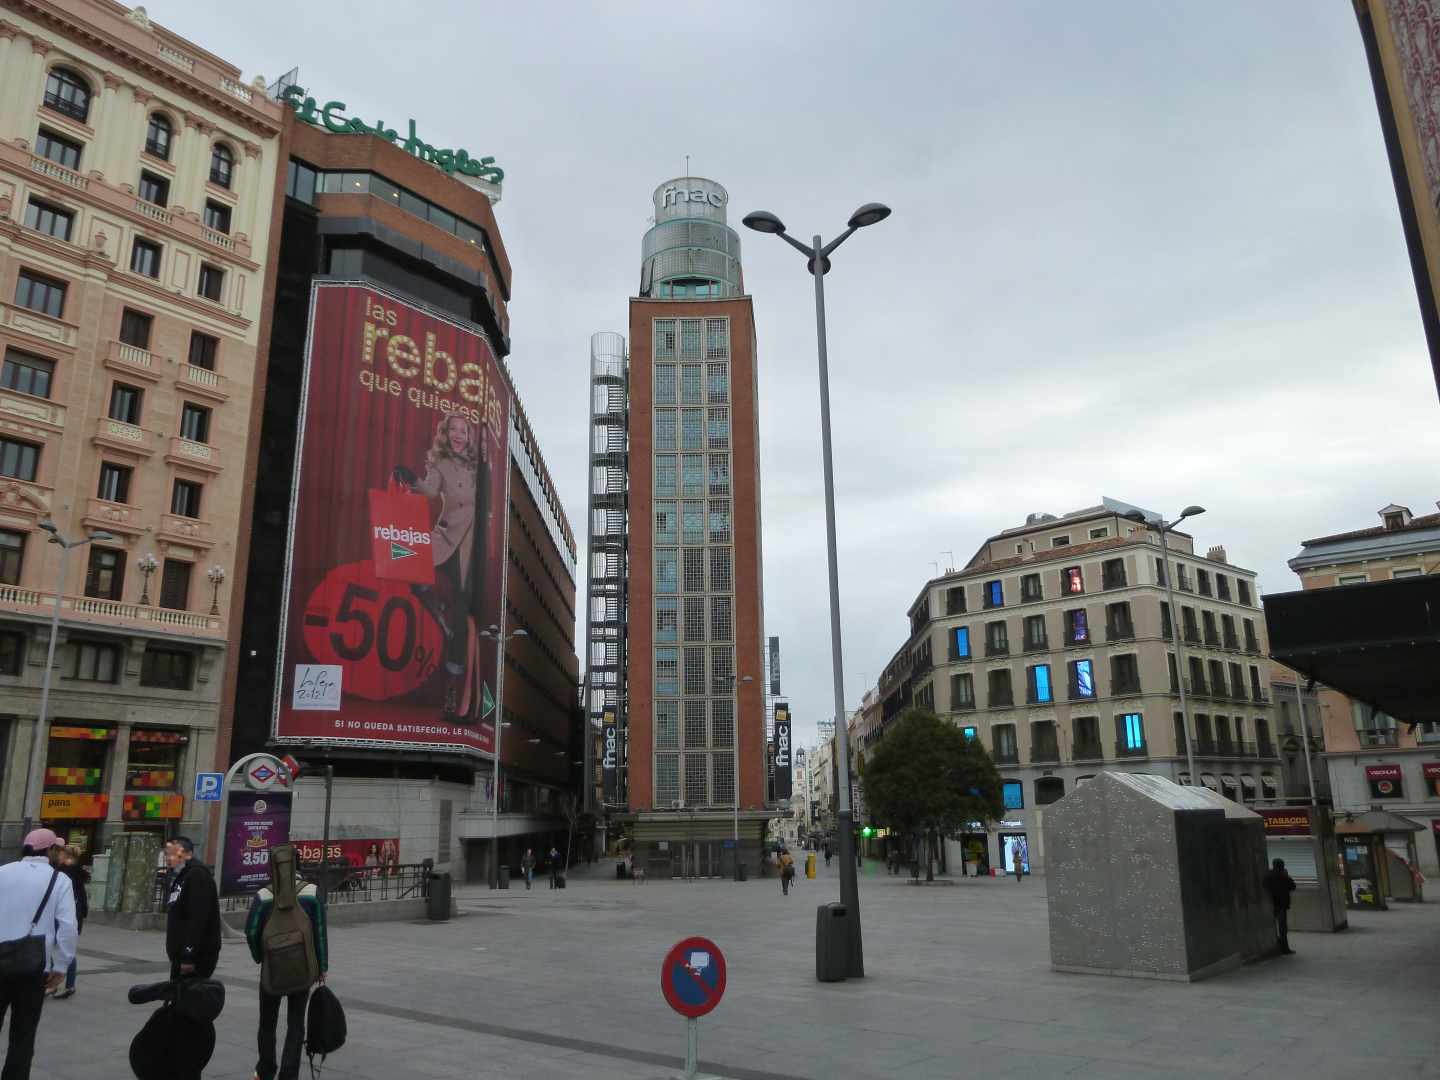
[368,482,435,585]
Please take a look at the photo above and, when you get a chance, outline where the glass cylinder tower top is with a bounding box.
[639,176,743,299]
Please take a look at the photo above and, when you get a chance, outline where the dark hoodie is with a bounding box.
[165,859,221,972]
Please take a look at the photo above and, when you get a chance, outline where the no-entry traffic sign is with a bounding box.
[660,936,727,1019]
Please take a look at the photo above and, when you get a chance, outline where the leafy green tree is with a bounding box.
[860,708,1004,880]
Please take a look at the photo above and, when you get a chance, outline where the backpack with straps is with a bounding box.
[305,982,347,1077]
[260,845,319,996]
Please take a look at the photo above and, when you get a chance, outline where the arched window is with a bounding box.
[1035,777,1065,805]
[44,67,91,122]
[209,144,234,189]
[145,114,172,160]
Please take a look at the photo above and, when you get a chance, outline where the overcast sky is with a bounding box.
[155,1,1440,749]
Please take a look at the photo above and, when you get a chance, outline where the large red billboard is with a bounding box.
[273,282,510,756]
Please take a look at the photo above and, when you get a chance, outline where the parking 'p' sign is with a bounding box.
[194,772,224,802]
[660,936,727,1019]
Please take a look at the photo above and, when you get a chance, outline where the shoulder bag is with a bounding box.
[0,868,60,978]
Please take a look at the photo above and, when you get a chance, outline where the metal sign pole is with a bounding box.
[685,1018,698,1080]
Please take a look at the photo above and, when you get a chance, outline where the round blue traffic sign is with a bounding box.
[660,936,727,1018]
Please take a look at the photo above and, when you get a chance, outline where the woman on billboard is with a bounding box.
[393,413,487,723]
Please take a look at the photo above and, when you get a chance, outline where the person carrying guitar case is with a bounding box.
[245,844,327,1080]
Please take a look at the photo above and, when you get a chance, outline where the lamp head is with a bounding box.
[1179,505,1206,520]
[38,520,58,535]
[742,210,786,235]
[514,628,528,638]
[847,202,891,229]
[91,530,115,542]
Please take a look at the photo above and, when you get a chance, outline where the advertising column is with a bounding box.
[273,283,511,759]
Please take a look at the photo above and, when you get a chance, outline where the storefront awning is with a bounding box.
[1263,576,1440,726]
[1335,809,1425,835]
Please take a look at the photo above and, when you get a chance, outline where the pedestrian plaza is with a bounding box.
[28,859,1440,1079]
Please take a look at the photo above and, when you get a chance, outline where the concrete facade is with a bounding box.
[0,0,284,855]
[1288,501,1440,880]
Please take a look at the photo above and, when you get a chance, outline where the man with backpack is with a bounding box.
[245,844,328,1080]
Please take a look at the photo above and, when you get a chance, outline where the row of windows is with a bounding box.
[284,161,491,258]
[945,605,1260,659]
[15,261,225,331]
[653,318,729,362]
[0,627,196,689]
[654,363,729,405]
[972,712,1276,766]
[654,454,729,499]
[995,770,1279,810]
[41,67,237,188]
[654,645,737,697]
[655,596,733,643]
[654,501,731,546]
[0,530,199,608]
[654,751,735,807]
[654,698,735,750]
[654,548,733,594]
[0,432,205,514]
[653,408,730,451]
[945,652,1269,711]
[939,559,1255,618]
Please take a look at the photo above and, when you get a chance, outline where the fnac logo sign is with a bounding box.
[602,723,618,770]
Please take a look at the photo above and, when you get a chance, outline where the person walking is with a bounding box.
[1011,845,1025,883]
[164,836,220,981]
[1263,857,1297,955]
[521,849,536,890]
[245,845,328,1080]
[822,842,832,868]
[779,849,796,896]
[0,828,77,1080]
[50,845,86,1000]
[548,846,562,889]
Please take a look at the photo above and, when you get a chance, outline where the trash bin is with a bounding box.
[816,903,848,982]
[428,871,452,921]
[616,861,627,880]
[735,862,748,882]
[497,865,510,890]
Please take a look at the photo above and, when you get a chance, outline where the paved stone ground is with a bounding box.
[23,856,1440,1079]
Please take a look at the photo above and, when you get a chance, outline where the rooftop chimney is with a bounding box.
[1206,545,1227,564]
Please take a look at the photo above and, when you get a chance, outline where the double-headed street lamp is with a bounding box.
[1124,506,1205,787]
[479,623,527,888]
[744,199,891,979]
[20,521,115,831]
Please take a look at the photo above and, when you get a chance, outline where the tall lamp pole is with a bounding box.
[20,521,115,831]
[743,200,891,979]
[728,674,754,879]
[479,623,527,888]
[1125,506,1205,787]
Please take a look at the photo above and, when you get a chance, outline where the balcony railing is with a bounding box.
[1357,728,1400,748]
[1030,744,1061,764]
[1114,743,1149,758]
[94,415,154,455]
[1022,636,1049,653]
[992,748,1019,765]
[29,154,88,192]
[1252,690,1270,704]
[985,641,1010,657]
[1183,627,1201,644]
[1106,623,1135,642]
[1257,740,1278,758]
[0,583,222,634]
[1223,632,1240,651]
[1203,630,1220,647]
[1112,679,1142,696]
[1072,739,1105,762]
[989,689,1014,707]
[180,363,229,401]
[1244,637,1261,654]
[1,299,79,349]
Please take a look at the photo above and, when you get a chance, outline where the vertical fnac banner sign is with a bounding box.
[773,704,792,800]
[768,636,781,696]
[601,710,619,804]
[274,283,510,756]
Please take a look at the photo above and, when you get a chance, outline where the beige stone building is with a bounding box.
[0,0,283,854]
[1287,501,1440,877]
[888,499,1283,874]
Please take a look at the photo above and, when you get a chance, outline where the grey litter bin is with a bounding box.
[816,903,848,982]
[735,862,748,882]
[497,865,510,890]
[428,871,452,921]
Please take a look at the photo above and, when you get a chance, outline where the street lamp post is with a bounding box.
[1124,506,1205,787]
[479,623,527,888]
[743,199,891,979]
[20,521,115,831]
[728,674,754,879]
[137,553,158,605]
[207,565,227,615]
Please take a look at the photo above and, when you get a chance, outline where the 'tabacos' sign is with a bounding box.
[281,85,504,185]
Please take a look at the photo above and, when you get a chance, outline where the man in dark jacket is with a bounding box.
[1262,857,1297,954]
[165,836,221,979]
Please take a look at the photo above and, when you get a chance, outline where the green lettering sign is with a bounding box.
[281,85,504,185]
